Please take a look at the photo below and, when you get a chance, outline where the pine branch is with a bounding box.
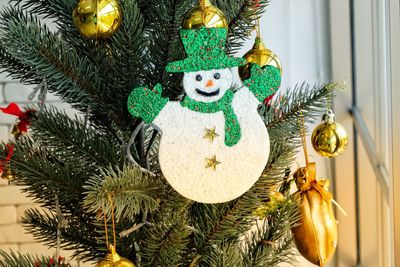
[140,211,191,267]
[264,82,339,139]
[107,0,147,125]
[31,106,122,172]
[242,198,300,266]
[83,165,161,222]
[222,0,270,53]
[8,137,84,209]
[201,242,242,267]
[0,250,73,267]
[21,209,101,262]
[0,6,114,126]
[0,250,37,267]
[10,0,87,57]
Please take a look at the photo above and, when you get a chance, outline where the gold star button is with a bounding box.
[204,127,219,143]
[205,155,221,171]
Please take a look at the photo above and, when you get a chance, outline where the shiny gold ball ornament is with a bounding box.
[291,163,338,266]
[311,110,348,158]
[96,245,136,267]
[72,0,122,39]
[183,0,228,29]
[239,37,282,81]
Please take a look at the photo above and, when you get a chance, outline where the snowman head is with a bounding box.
[183,68,233,103]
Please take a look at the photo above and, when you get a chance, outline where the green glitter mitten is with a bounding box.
[127,83,168,123]
[244,64,282,102]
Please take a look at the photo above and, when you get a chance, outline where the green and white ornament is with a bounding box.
[128,27,281,203]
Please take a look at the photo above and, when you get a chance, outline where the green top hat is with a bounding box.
[166,27,247,73]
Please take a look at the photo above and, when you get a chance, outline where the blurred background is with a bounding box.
[0,0,399,266]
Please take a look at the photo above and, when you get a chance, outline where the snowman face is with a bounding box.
[183,69,233,103]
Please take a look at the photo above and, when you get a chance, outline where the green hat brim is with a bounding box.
[166,56,247,73]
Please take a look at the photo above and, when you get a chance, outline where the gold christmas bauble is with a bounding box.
[72,0,122,39]
[96,245,135,267]
[183,0,228,29]
[311,110,348,158]
[239,37,282,81]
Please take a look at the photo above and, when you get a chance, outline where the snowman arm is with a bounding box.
[243,64,281,103]
[127,83,168,123]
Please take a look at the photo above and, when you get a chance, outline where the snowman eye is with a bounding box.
[214,73,221,80]
[196,74,203,81]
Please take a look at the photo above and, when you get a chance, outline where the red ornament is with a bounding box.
[0,103,36,134]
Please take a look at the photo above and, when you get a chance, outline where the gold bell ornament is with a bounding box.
[311,110,348,158]
[183,0,228,29]
[11,124,22,140]
[96,194,136,267]
[1,163,15,183]
[96,245,135,267]
[239,36,282,81]
[0,144,16,184]
[291,162,338,267]
[72,0,122,39]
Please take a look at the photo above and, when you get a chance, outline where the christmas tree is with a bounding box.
[0,0,341,266]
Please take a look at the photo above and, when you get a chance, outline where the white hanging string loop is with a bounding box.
[126,121,156,176]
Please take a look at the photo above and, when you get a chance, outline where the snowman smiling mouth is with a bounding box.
[195,88,220,97]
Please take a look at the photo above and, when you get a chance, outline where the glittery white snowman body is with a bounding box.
[152,68,270,203]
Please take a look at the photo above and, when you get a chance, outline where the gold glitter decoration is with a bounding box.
[204,127,219,142]
[205,155,221,171]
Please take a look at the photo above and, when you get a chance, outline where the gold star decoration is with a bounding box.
[205,155,221,171]
[204,127,219,142]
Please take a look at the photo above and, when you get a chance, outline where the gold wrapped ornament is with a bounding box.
[96,245,135,267]
[311,110,348,158]
[183,0,228,29]
[291,163,338,267]
[239,37,282,81]
[72,0,122,39]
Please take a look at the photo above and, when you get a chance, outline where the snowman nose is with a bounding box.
[205,80,214,87]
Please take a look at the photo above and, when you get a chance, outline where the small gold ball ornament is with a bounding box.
[183,0,228,29]
[311,110,348,158]
[72,0,122,39]
[96,245,136,267]
[239,37,282,81]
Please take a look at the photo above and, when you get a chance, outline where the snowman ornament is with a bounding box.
[128,27,281,203]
